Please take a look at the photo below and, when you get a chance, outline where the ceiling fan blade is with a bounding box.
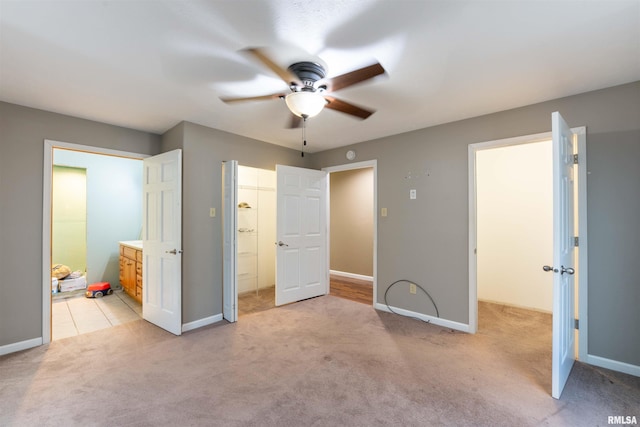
[220,93,285,103]
[244,47,302,86]
[324,96,374,120]
[287,114,303,129]
[322,63,385,92]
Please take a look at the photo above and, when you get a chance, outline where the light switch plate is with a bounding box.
[210,208,216,217]
[410,189,417,199]
[381,207,387,217]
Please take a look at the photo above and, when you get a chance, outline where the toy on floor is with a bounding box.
[85,282,113,298]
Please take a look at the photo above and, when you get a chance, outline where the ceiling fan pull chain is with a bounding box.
[301,115,307,157]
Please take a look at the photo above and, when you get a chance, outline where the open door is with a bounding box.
[275,165,328,306]
[549,112,577,398]
[142,149,182,335]
[222,160,238,323]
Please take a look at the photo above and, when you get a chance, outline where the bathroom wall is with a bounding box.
[53,149,143,286]
[52,165,87,273]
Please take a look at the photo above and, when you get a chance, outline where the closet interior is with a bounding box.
[237,165,276,297]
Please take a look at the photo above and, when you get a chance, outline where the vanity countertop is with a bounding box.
[120,240,143,250]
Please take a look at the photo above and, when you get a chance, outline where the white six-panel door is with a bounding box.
[142,149,182,335]
[551,112,577,399]
[275,165,328,306]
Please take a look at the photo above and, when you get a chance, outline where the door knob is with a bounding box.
[542,265,558,273]
[275,241,289,247]
[560,266,575,275]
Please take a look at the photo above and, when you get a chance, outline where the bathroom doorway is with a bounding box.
[44,142,145,342]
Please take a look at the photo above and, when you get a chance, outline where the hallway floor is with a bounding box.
[52,289,141,340]
[238,275,373,317]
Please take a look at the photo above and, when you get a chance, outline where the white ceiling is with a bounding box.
[1,0,639,152]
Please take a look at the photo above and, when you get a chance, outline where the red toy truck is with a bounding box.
[85,282,113,298]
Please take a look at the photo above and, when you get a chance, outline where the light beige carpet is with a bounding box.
[1,296,638,426]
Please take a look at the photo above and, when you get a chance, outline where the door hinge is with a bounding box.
[573,154,579,164]
[574,236,579,247]
[574,319,579,330]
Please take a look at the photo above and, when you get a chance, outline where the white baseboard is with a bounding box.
[330,270,373,283]
[585,354,640,377]
[182,314,224,333]
[0,337,43,356]
[374,303,470,333]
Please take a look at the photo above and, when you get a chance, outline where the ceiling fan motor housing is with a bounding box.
[288,62,326,91]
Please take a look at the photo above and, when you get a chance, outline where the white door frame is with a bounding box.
[322,160,378,306]
[42,140,148,344]
[222,160,238,323]
[468,128,587,361]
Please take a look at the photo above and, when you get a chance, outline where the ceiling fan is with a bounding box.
[220,47,386,127]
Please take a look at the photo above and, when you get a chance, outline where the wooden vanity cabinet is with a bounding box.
[119,243,142,303]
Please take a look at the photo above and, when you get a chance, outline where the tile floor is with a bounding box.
[52,289,142,340]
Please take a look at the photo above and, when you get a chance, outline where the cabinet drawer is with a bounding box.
[136,262,142,275]
[122,246,137,260]
[136,275,142,287]
[136,249,142,262]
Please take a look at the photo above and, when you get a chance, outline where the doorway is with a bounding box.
[469,130,564,333]
[324,160,377,306]
[50,160,143,339]
[468,122,588,398]
[223,160,377,321]
[476,140,553,313]
[236,165,277,317]
[43,140,147,344]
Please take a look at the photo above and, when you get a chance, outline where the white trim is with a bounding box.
[575,128,589,363]
[375,303,471,333]
[222,160,238,323]
[181,314,224,333]
[468,144,478,333]
[468,128,587,337]
[585,354,640,378]
[42,139,149,345]
[323,160,378,307]
[329,270,373,282]
[0,337,43,356]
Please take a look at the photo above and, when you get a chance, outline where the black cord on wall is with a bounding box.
[383,279,439,323]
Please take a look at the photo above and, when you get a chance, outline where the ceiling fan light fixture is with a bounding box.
[285,91,327,118]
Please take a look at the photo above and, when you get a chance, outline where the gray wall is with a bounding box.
[0,102,160,347]
[309,82,640,366]
[161,121,305,324]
